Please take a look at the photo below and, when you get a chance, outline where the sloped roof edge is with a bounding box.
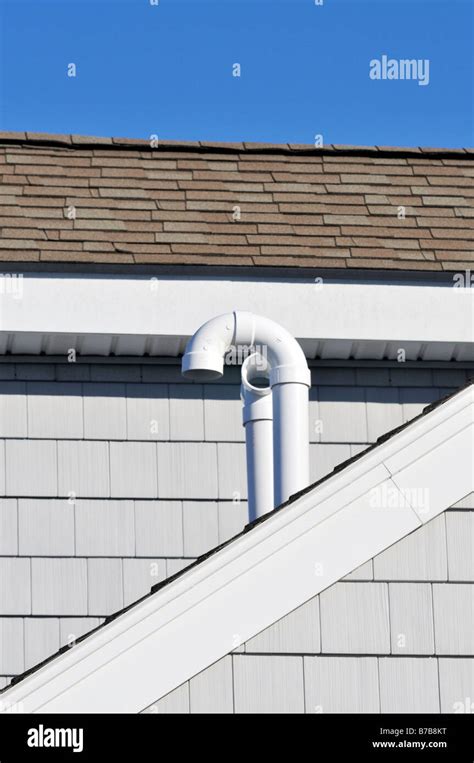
[1,383,473,713]
[0,130,472,158]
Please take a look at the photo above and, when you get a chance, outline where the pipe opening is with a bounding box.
[248,375,270,390]
[241,352,271,394]
[182,368,222,382]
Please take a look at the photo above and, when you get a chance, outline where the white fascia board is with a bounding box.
[1,385,472,714]
[0,274,472,358]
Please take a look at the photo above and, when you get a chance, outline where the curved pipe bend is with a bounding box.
[182,311,311,387]
[182,312,235,381]
[182,311,310,513]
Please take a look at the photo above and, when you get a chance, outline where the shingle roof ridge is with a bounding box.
[0,131,471,159]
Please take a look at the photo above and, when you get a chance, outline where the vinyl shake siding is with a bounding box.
[0,359,471,687]
[142,497,474,714]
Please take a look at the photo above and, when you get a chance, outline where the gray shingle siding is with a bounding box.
[142,511,474,713]
[75,500,135,557]
[0,619,24,675]
[125,383,169,441]
[0,500,18,555]
[27,382,83,439]
[379,658,440,713]
[439,659,474,713]
[305,656,379,713]
[320,583,390,654]
[6,440,57,496]
[245,597,320,655]
[446,512,474,579]
[432,584,474,655]
[19,500,75,557]
[58,441,110,497]
[388,583,435,655]
[0,360,471,695]
[87,558,124,616]
[31,559,88,616]
[190,657,234,714]
[373,514,448,581]
[233,655,305,713]
[0,381,27,436]
[24,619,60,672]
[122,558,167,607]
[0,559,31,615]
[142,683,190,714]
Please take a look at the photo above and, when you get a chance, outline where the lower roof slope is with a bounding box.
[0,132,473,272]
[1,382,472,713]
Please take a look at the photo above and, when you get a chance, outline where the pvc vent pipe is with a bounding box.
[241,353,274,520]
[182,311,311,518]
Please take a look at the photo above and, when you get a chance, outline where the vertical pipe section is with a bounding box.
[241,353,274,521]
[272,382,310,506]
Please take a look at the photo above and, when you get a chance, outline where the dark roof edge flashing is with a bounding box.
[0,260,461,282]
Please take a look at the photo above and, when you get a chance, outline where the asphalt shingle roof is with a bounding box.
[0,131,473,272]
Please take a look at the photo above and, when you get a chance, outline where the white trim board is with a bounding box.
[0,273,472,360]
[1,384,473,714]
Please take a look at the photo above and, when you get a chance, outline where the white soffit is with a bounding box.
[1,384,472,714]
[0,274,472,360]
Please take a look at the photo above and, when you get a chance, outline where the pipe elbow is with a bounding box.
[182,310,310,386]
[182,312,235,381]
[248,314,310,388]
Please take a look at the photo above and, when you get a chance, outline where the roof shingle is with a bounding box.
[0,133,473,271]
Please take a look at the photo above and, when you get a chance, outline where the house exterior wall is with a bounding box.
[0,359,471,688]
[142,497,474,714]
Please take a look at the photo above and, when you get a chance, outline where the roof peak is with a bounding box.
[0,130,472,159]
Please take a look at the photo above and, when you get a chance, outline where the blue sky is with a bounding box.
[0,0,472,147]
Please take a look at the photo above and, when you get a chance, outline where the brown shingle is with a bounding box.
[349,247,424,260]
[170,244,261,256]
[0,133,472,272]
[113,243,172,255]
[71,135,113,146]
[341,226,426,238]
[200,142,245,151]
[134,253,253,265]
[0,215,70,228]
[254,255,344,267]
[0,249,39,260]
[40,250,134,263]
[441,260,474,270]
[0,238,39,249]
[0,131,27,141]
[248,235,336,246]
[347,258,443,270]
[260,246,348,257]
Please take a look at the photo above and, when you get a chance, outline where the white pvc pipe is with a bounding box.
[241,353,274,520]
[272,382,310,506]
[181,313,234,381]
[182,311,311,509]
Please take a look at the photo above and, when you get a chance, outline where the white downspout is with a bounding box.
[241,353,274,520]
[182,310,311,509]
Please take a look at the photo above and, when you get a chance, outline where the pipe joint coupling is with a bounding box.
[269,363,311,387]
